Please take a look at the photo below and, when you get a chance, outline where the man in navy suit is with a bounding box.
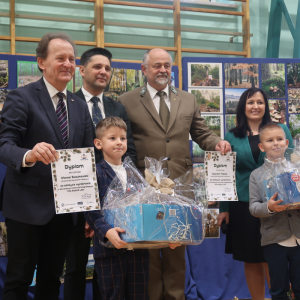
[64,48,137,300]
[0,32,94,300]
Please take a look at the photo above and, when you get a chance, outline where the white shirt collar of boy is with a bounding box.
[43,77,67,110]
[147,83,170,112]
[82,87,105,118]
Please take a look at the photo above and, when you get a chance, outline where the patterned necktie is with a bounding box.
[157,91,170,130]
[91,96,103,129]
[56,92,68,148]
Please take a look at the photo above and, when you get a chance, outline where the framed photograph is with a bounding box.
[287,63,300,88]
[74,66,83,93]
[126,69,144,91]
[225,88,247,114]
[289,114,300,138]
[192,141,205,163]
[203,115,223,138]
[189,88,223,113]
[17,61,42,88]
[261,63,286,98]
[224,63,258,89]
[86,253,95,280]
[0,222,8,256]
[188,63,222,88]
[0,89,11,118]
[104,68,126,101]
[225,114,236,134]
[269,99,287,124]
[0,60,8,88]
[205,208,220,238]
[288,89,300,114]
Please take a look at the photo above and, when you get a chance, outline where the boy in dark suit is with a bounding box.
[85,116,150,300]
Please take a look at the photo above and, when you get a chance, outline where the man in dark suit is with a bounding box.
[0,32,94,300]
[64,47,137,300]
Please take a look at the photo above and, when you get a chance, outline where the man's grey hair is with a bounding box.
[142,49,173,67]
[36,32,77,72]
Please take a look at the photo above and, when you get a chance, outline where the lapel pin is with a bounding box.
[71,99,74,102]
[174,99,176,101]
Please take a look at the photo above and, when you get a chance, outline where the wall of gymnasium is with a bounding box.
[0,0,298,60]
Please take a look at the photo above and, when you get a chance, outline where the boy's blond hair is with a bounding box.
[95,116,127,139]
[259,123,285,142]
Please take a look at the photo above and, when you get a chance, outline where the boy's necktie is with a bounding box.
[56,92,68,148]
[157,91,169,130]
[91,96,103,128]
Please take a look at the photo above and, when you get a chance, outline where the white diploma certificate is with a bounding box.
[51,148,100,214]
[204,151,238,201]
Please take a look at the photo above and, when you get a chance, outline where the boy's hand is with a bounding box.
[85,222,94,238]
[169,243,181,249]
[268,192,289,212]
[105,227,128,249]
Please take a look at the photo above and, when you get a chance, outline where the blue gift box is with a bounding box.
[102,204,203,244]
[264,172,300,205]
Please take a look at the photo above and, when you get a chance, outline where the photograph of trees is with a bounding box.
[268,99,286,124]
[287,63,300,88]
[192,141,205,163]
[289,114,300,137]
[225,88,247,114]
[261,63,285,98]
[225,115,236,133]
[104,68,126,101]
[0,222,7,256]
[17,61,42,87]
[74,67,83,93]
[0,60,8,88]
[203,115,222,137]
[224,63,258,88]
[126,69,144,91]
[190,63,221,87]
[190,89,222,113]
[0,89,11,118]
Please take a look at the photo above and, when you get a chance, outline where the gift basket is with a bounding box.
[261,140,300,210]
[101,157,207,249]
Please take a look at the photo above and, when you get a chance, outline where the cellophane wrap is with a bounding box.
[101,156,207,249]
[261,148,300,210]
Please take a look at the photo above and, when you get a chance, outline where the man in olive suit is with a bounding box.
[118,48,230,300]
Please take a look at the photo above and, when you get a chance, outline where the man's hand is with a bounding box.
[169,243,181,249]
[105,227,128,249]
[215,140,231,155]
[217,212,229,227]
[85,222,94,238]
[268,192,288,212]
[25,142,58,165]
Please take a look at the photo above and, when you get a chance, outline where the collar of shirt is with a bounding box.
[81,87,103,104]
[43,77,67,109]
[147,82,169,100]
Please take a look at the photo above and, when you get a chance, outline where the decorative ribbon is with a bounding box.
[145,169,175,195]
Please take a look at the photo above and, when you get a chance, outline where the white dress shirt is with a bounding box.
[106,161,127,191]
[147,83,170,113]
[81,87,106,119]
[22,77,68,167]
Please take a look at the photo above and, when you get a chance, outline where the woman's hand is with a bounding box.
[217,212,229,227]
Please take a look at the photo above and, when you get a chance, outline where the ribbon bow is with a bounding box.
[145,169,175,195]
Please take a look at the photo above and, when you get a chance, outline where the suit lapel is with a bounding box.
[67,91,76,147]
[103,95,113,117]
[36,78,64,148]
[167,86,181,133]
[140,90,165,131]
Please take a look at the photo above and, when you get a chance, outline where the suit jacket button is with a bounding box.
[166,139,170,143]
[288,213,292,217]
[168,157,170,161]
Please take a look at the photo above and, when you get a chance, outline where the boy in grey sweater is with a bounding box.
[249,123,300,300]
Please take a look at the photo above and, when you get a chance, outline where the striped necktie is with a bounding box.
[91,96,103,129]
[56,92,68,148]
